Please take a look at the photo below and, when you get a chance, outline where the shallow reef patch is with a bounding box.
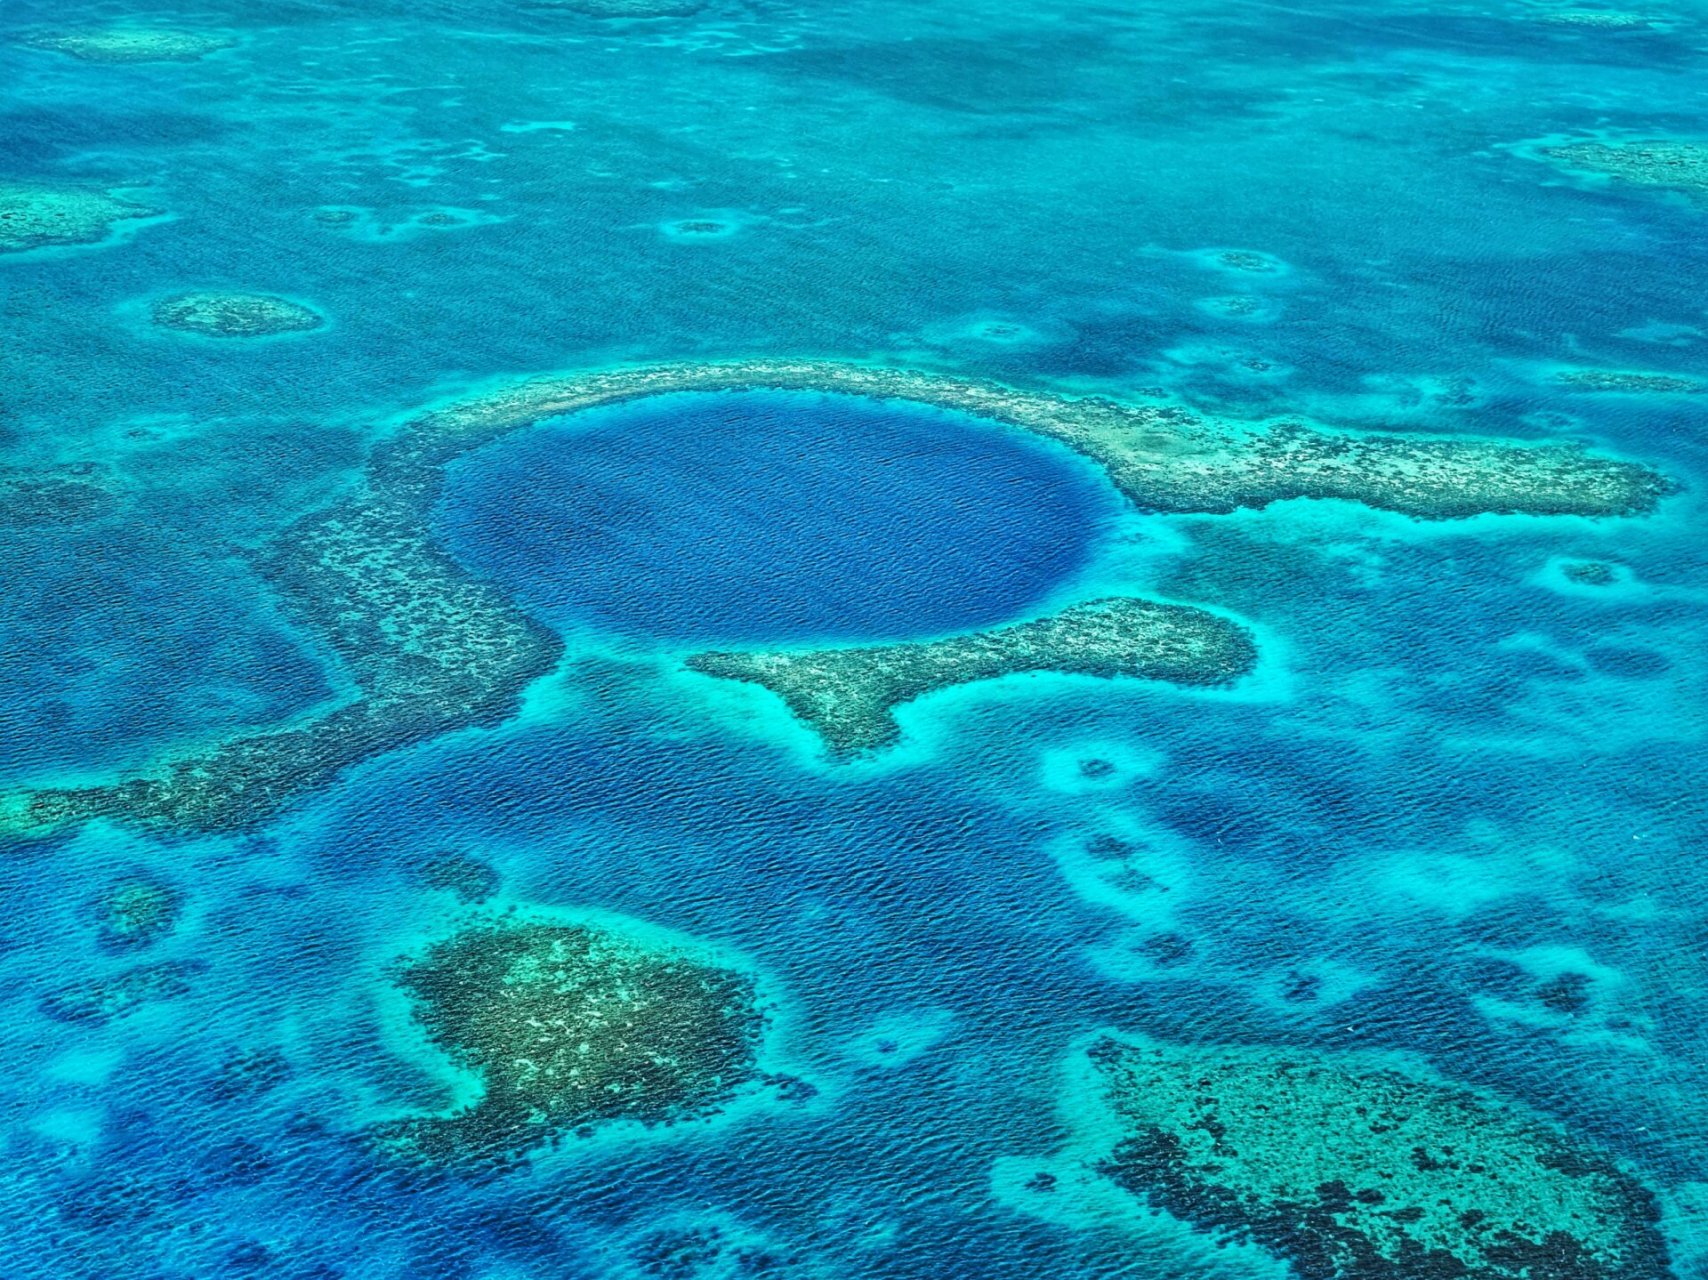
[89,876,182,951]
[1556,370,1704,394]
[0,359,1670,838]
[373,913,774,1167]
[40,960,205,1026]
[1045,1033,1670,1280]
[25,28,234,63]
[417,851,502,904]
[1562,560,1621,586]
[0,465,120,527]
[687,597,1257,756]
[0,181,160,254]
[151,292,324,339]
[1535,138,1708,206]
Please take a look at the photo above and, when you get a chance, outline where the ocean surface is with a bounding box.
[1,0,1705,1277]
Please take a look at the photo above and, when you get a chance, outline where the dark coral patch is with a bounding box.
[1077,1035,1670,1280]
[374,915,772,1167]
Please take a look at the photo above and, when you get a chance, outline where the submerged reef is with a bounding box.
[1562,560,1620,586]
[0,181,158,254]
[0,465,118,527]
[25,28,233,63]
[418,852,502,904]
[1538,139,1708,205]
[151,292,324,338]
[90,876,182,951]
[1535,10,1659,28]
[374,915,769,1166]
[40,960,204,1026]
[1556,370,1703,394]
[1068,1034,1669,1280]
[553,0,706,14]
[688,597,1256,756]
[0,359,1669,837]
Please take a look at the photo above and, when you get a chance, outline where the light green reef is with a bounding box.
[151,292,325,339]
[25,28,234,63]
[1046,1034,1670,1280]
[1537,139,1708,205]
[0,182,159,255]
[688,597,1255,756]
[1556,370,1703,395]
[374,913,774,1166]
[0,360,1671,838]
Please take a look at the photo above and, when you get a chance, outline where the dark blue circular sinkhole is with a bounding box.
[436,389,1117,645]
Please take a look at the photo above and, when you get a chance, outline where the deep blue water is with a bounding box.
[438,390,1116,644]
[1,0,1706,1277]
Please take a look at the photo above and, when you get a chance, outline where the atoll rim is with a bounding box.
[687,596,1258,756]
[0,359,1672,838]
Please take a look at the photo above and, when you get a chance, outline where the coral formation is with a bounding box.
[1216,250,1284,273]
[687,597,1257,755]
[418,852,502,904]
[40,960,205,1026]
[151,292,324,338]
[25,28,233,63]
[0,182,159,254]
[1539,139,1708,205]
[1068,1034,1669,1280]
[90,876,182,951]
[0,465,118,527]
[374,915,769,1165]
[1562,560,1619,586]
[0,359,1668,838]
[1556,370,1703,394]
[1535,10,1658,27]
[555,0,706,15]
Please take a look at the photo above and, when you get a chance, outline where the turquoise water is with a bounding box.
[1,0,1706,1277]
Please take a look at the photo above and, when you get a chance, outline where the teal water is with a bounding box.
[1,0,1706,1278]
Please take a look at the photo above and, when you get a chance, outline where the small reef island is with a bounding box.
[0,181,158,255]
[24,28,234,63]
[373,913,773,1167]
[0,360,1671,839]
[688,598,1255,756]
[1045,1034,1670,1280]
[151,292,324,339]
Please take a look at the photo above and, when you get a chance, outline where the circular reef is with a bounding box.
[0,359,1672,838]
[150,292,324,339]
[1054,1034,1670,1280]
[26,28,234,63]
[0,182,159,255]
[373,913,774,1167]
